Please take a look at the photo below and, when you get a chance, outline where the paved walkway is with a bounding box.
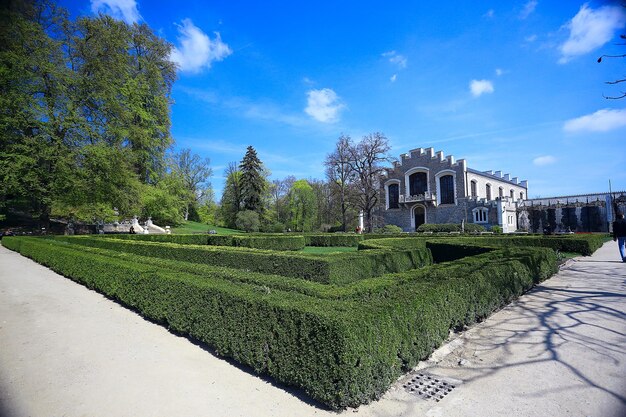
[0,241,624,417]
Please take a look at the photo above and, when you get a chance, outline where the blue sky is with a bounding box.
[64,0,626,199]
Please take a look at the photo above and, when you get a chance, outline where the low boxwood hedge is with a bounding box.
[105,234,209,245]
[464,234,608,256]
[359,234,608,257]
[2,235,558,409]
[304,234,364,247]
[106,233,306,251]
[53,236,431,285]
[229,235,305,251]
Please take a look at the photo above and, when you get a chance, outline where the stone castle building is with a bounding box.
[381,147,528,232]
[381,146,625,233]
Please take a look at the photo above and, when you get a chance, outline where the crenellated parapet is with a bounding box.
[391,147,467,171]
[475,168,527,187]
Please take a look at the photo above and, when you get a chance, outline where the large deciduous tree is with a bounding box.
[170,148,212,221]
[346,132,391,233]
[269,175,295,226]
[325,134,354,231]
[219,162,243,229]
[287,179,317,232]
[0,1,76,227]
[0,0,177,227]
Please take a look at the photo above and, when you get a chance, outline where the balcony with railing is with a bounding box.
[399,191,437,205]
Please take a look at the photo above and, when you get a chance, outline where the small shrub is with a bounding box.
[271,222,285,233]
[381,224,403,234]
[491,226,503,234]
[236,210,260,232]
[463,223,485,233]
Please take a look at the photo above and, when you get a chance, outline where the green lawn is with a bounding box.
[171,221,240,235]
[299,246,358,254]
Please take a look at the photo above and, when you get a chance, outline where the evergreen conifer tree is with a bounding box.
[239,146,265,213]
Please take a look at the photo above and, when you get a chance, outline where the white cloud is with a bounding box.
[304,88,344,123]
[519,1,538,20]
[563,108,626,133]
[469,79,494,97]
[559,4,626,64]
[382,51,407,69]
[390,74,397,82]
[484,9,495,18]
[525,34,538,43]
[91,0,141,23]
[495,68,503,76]
[533,155,556,166]
[170,19,232,73]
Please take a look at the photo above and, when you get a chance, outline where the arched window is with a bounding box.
[520,191,524,200]
[409,172,427,196]
[486,184,492,201]
[472,207,489,223]
[498,187,504,198]
[439,175,455,204]
[404,167,429,197]
[470,180,477,198]
[388,183,399,209]
[385,180,400,210]
[510,189,515,200]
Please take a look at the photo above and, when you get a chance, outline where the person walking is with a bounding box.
[612,213,626,262]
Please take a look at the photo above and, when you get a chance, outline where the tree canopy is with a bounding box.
[0,0,180,226]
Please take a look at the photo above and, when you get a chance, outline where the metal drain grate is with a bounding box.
[403,372,459,402]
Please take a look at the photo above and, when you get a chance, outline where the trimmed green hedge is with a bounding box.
[358,237,427,251]
[53,236,431,285]
[304,234,364,247]
[105,234,209,245]
[425,241,493,263]
[106,233,306,251]
[2,235,558,409]
[466,234,609,256]
[360,234,608,257]
[229,235,305,251]
[416,223,486,233]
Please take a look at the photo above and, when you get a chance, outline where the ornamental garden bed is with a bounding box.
[1,233,604,409]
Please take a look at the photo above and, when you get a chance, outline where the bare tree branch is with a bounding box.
[603,92,626,100]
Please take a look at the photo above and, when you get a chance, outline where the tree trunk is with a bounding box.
[365,209,373,233]
[39,205,51,231]
[340,195,347,232]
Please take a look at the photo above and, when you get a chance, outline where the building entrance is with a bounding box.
[414,206,425,230]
